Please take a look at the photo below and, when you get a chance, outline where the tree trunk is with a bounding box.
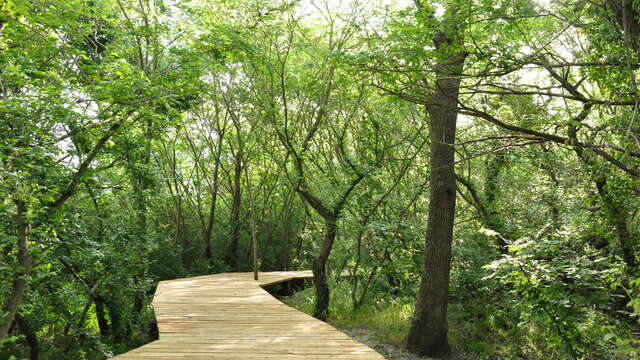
[0,199,33,339]
[484,152,511,252]
[94,295,109,338]
[243,160,259,280]
[455,173,511,252]
[130,294,144,336]
[180,199,190,268]
[250,202,258,281]
[606,0,640,56]
[204,146,222,261]
[129,152,148,241]
[407,31,466,358]
[203,188,218,261]
[202,125,225,262]
[228,153,242,270]
[15,313,38,360]
[281,194,294,270]
[546,167,561,231]
[107,300,123,342]
[312,216,337,321]
[595,180,636,269]
[133,184,147,237]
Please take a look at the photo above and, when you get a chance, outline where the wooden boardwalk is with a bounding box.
[113,271,385,359]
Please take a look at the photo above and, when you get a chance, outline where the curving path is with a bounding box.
[113,271,385,359]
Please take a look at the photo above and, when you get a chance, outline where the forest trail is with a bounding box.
[112,271,385,359]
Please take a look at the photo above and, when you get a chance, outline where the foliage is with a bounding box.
[1,0,639,359]
[486,236,626,359]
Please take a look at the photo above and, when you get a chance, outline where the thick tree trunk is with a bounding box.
[312,217,337,321]
[0,199,33,339]
[407,32,465,358]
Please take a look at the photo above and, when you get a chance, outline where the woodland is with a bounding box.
[1,0,640,359]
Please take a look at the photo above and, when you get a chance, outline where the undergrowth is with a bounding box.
[282,279,636,360]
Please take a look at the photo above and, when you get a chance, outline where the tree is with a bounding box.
[4,0,640,358]
[0,0,200,341]
[402,2,468,356]
[238,2,387,320]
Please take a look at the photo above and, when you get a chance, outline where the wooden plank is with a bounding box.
[113,271,384,359]
[114,353,380,360]
[129,338,360,345]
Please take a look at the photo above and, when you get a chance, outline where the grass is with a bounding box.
[282,281,414,346]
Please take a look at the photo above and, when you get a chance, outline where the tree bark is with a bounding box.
[0,199,33,339]
[129,294,144,337]
[1,117,126,338]
[249,195,258,281]
[203,133,223,261]
[279,191,295,270]
[483,152,511,252]
[242,159,259,280]
[455,166,512,253]
[94,295,109,338]
[107,300,123,342]
[594,179,636,269]
[228,150,242,270]
[406,31,466,358]
[312,217,337,321]
[15,313,38,360]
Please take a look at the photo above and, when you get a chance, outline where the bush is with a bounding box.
[485,235,625,359]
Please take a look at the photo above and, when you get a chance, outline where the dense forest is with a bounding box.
[1,0,640,359]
